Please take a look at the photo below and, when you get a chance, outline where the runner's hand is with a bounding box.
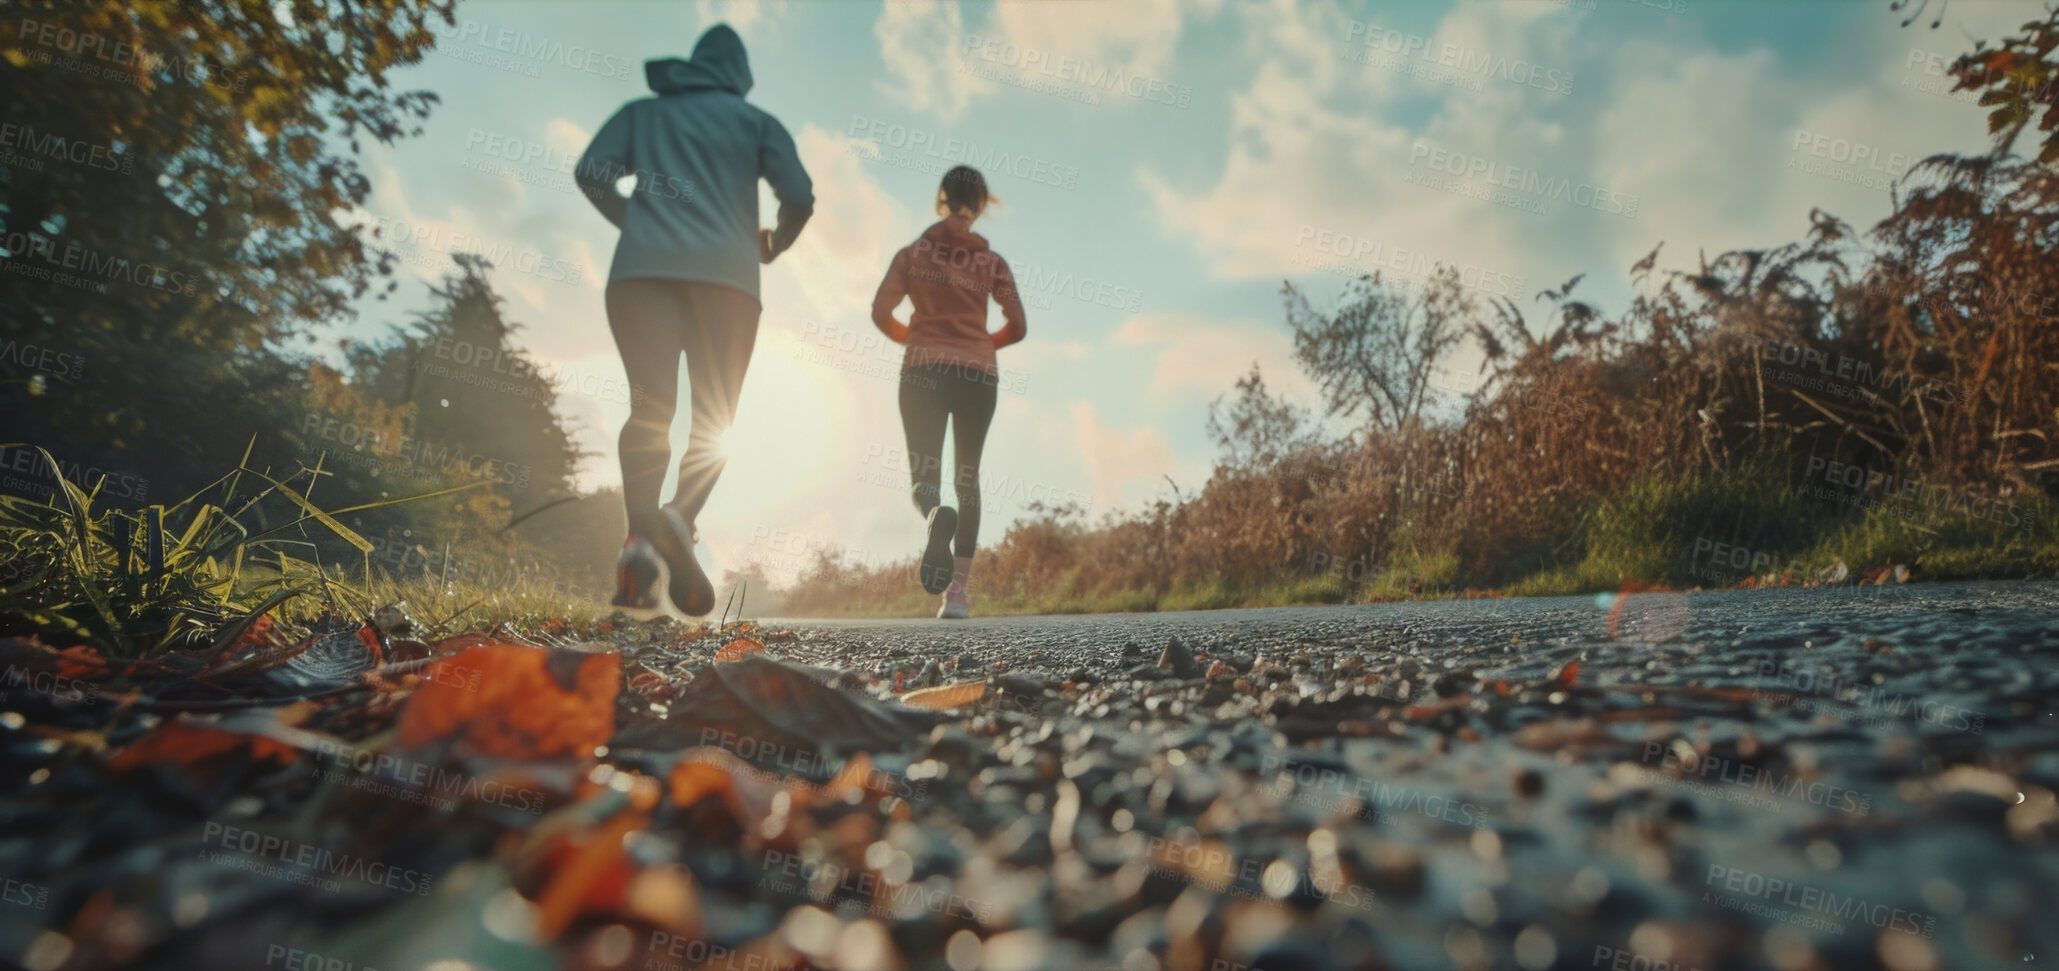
[758,229,777,264]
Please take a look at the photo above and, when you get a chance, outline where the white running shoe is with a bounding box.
[937,555,973,619]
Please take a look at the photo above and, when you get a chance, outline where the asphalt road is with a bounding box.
[745,579,2059,970]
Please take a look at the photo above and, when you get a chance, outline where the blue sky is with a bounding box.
[333,0,2020,580]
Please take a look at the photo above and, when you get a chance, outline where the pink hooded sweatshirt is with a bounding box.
[871,221,1027,375]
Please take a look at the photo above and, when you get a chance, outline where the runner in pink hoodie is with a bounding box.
[871,166,1027,618]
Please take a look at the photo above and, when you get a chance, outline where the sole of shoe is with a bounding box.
[919,506,958,595]
[610,539,666,617]
[631,506,716,617]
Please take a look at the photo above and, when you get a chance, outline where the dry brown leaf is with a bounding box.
[899,681,987,710]
[715,638,766,662]
[107,721,300,772]
[396,641,619,760]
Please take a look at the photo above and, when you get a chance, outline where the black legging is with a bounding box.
[899,363,998,557]
[606,278,760,526]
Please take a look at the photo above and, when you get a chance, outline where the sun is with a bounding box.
[691,331,853,522]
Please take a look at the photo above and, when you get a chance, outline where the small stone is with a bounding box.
[1512,768,1545,799]
[1158,638,1202,679]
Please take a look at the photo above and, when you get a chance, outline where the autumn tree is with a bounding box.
[1281,266,1473,434]
[0,0,454,499]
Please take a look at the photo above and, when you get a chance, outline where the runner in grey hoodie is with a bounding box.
[576,23,812,617]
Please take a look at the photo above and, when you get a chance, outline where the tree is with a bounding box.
[0,0,454,499]
[348,254,585,506]
[1281,266,1472,434]
[1931,4,2059,165]
[1206,364,1309,471]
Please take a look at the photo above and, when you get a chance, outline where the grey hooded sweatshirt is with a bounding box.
[576,25,813,303]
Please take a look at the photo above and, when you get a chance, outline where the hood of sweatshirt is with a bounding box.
[646,24,753,97]
[920,220,989,251]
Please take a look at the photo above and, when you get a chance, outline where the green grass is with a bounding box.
[0,444,555,656]
[12,448,2051,637]
[778,457,2058,617]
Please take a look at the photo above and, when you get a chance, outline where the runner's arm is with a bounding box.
[575,106,634,229]
[759,116,815,260]
[872,250,912,344]
[990,255,1027,349]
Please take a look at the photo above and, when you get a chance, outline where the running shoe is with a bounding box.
[630,505,716,617]
[610,536,665,616]
[919,505,959,595]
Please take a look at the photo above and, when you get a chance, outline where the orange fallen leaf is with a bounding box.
[533,809,642,939]
[108,721,300,772]
[354,624,385,663]
[397,641,618,760]
[900,681,987,710]
[1558,661,1581,686]
[714,638,765,662]
[666,747,815,828]
[53,645,110,681]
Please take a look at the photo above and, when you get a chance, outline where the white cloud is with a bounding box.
[874,0,1216,120]
[1070,402,1188,510]
[873,0,986,121]
[1137,0,1563,296]
[772,124,921,323]
[1110,314,1312,404]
